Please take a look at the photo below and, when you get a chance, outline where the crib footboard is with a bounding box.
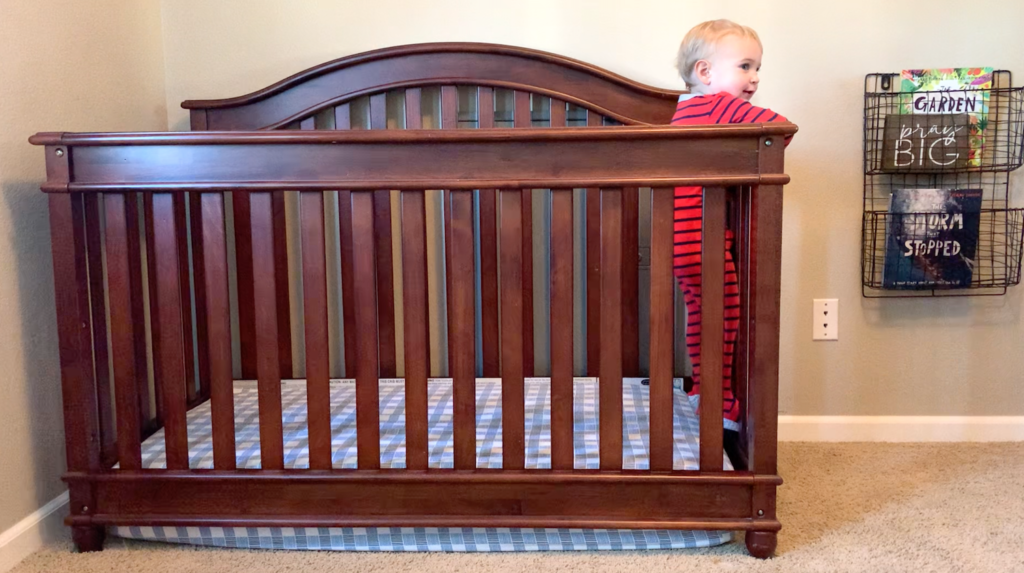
[33,123,794,558]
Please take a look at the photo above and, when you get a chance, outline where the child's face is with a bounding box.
[695,34,762,101]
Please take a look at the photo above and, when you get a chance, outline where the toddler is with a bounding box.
[669,20,793,438]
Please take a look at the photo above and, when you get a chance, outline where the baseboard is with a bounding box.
[778,416,1024,442]
[0,491,69,573]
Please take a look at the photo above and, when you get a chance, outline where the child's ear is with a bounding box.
[694,59,712,86]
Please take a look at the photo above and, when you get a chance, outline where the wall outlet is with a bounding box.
[813,299,839,341]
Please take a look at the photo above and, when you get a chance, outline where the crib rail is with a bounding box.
[34,123,793,542]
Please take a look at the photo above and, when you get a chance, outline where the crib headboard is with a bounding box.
[182,42,685,383]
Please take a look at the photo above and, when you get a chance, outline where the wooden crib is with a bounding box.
[31,43,795,558]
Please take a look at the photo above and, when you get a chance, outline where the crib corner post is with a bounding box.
[49,190,104,472]
[50,190,106,549]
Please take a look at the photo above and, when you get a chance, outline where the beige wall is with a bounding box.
[159,0,1024,417]
[0,1,167,533]
[5,0,1024,535]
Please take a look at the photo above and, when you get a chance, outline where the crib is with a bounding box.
[31,43,795,558]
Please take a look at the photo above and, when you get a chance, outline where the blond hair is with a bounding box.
[676,20,762,89]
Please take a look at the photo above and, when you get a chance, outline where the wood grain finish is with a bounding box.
[649,187,674,472]
[189,191,211,403]
[370,92,397,378]
[621,187,639,376]
[500,190,525,470]
[49,191,102,474]
[103,193,143,470]
[699,187,726,473]
[478,87,500,378]
[514,93,535,377]
[441,85,457,377]
[232,191,257,379]
[143,196,165,424]
[36,46,794,554]
[124,194,151,428]
[337,190,357,378]
[181,44,683,130]
[271,191,293,379]
[549,188,574,470]
[33,126,795,193]
[448,190,476,469]
[351,191,381,469]
[150,194,190,470]
[400,191,429,470]
[599,188,623,470]
[199,193,236,470]
[372,189,397,378]
[250,192,284,470]
[750,136,785,479]
[586,110,603,378]
[83,194,115,467]
[586,187,600,377]
[173,194,198,404]
[300,191,332,470]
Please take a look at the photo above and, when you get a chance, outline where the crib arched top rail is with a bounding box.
[30,123,796,193]
[180,42,686,130]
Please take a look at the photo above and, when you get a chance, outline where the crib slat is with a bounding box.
[83,194,115,466]
[124,194,151,428]
[373,189,397,378]
[550,98,566,127]
[301,191,332,470]
[405,88,422,130]
[199,192,236,470]
[734,186,752,471]
[699,187,726,473]
[337,190,358,377]
[271,191,293,379]
[649,187,675,472]
[599,188,623,470]
[402,88,430,373]
[368,95,397,376]
[550,188,574,471]
[103,193,142,470]
[448,190,476,469]
[500,189,525,470]
[335,103,351,130]
[250,192,285,470]
[352,191,381,468]
[586,187,600,376]
[513,92,535,377]
[514,91,531,127]
[232,191,257,379]
[622,188,640,376]
[150,194,190,470]
[441,86,457,376]
[401,190,430,470]
[370,93,387,130]
[478,87,500,377]
[173,194,198,403]
[143,197,165,422]
[585,111,602,376]
[190,191,211,403]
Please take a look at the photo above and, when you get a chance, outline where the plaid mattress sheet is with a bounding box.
[136,377,732,471]
[116,378,735,552]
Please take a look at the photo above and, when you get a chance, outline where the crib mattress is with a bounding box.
[114,377,734,551]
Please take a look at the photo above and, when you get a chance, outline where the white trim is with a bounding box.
[778,416,1024,442]
[0,491,69,573]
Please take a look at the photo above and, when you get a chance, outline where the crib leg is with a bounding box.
[72,525,105,553]
[744,530,776,559]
